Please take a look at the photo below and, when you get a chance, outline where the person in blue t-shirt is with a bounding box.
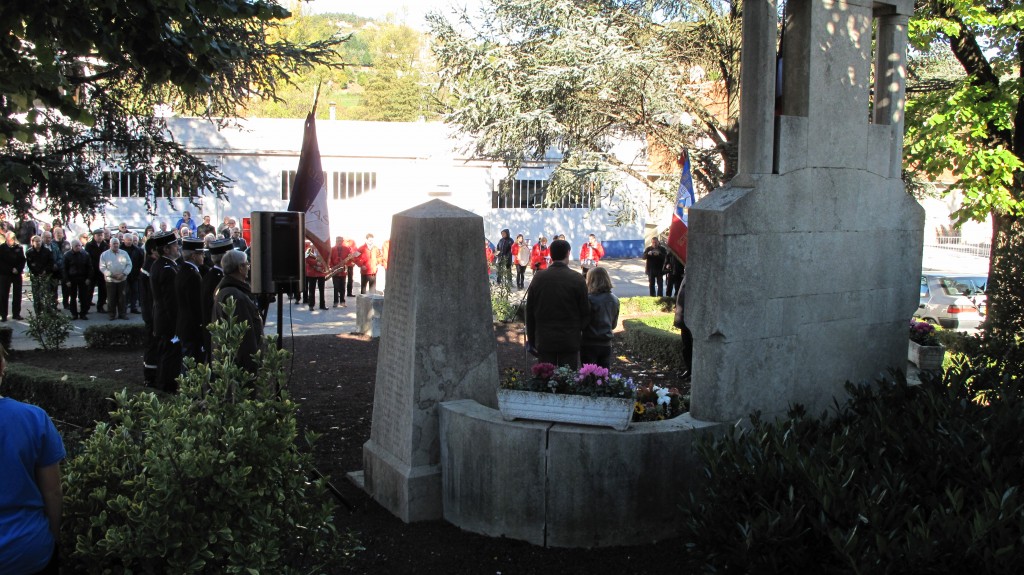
[0,348,66,575]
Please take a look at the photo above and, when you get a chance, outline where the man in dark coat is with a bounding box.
[673,271,692,381]
[0,231,26,321]
[84,229,109,314]
[642,237,668,297]
[199,238,233,363]
[62,239,93,320]
[175,238,206,366]
[495,229,514,285]
[525,239,590,370]
[149,232,181,392]
[214,249,265,373]
[123,234,145,313]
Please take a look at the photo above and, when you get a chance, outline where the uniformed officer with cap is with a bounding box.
[140,235,161,386]
[200,238,233,362]
[149,231,181,392]
[176,237,206,367]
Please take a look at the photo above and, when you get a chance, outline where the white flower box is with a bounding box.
[908,340,945,372]
[496,388,634,431]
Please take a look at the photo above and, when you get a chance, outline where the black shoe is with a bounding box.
[12,315,24,320]
[308,306,314,311]
[131,309,141,314]
[80,315,88,320]
[1,317,6,322]
[319,306,328,310]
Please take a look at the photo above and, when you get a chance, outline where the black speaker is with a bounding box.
[251,211,304,294]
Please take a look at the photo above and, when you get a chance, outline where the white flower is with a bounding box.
[655,385,670,406]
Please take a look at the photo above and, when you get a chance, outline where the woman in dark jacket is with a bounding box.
[580,267,620,368]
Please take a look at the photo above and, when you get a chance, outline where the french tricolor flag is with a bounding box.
[667,150,695,264]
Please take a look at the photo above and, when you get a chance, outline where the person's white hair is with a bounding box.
[222,249,247,274]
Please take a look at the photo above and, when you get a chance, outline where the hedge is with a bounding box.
[83,322,148,348]
[3,363,157,427]
[619,315,683,371]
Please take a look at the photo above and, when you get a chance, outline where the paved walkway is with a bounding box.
[4,259,658,349]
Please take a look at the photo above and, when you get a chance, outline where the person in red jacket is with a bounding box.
[511,234,530,290]
[530,235,550,274]
[579,233,605,276]
[356,234,383,295]
[304,241,327,310]
[343,238,358,298]
[328,235,354,308]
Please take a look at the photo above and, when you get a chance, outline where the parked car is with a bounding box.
[916,272,988,331]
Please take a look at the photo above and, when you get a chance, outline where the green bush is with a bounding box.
[619,295,675,316]
[619,316,683,371]
[84,322,147,348]
[62,298,359,573]
[683,367,1024,574]
[25,275,72,350]
[3,363,146,428]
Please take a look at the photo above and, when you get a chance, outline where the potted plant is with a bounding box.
[498,363,637,430]
[908,319,945,372]
[632,383,687,422]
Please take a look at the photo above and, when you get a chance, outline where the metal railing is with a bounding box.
[925,235,991,259]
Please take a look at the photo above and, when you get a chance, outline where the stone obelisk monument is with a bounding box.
[688,0,923,421]
[359,199,498,522]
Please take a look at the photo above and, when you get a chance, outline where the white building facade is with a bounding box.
[87,118,664,258]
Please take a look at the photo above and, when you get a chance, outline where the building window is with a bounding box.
[333,171,376,200]
[281,170,375,200]
[101,170,200,199]
[492,178,599,209]
[153,173,199,198]
[101,170,146,198]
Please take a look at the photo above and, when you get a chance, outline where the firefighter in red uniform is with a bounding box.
[356,234,382,295]
[530,235,550,274]
[304,241,327,310]
[328,235,353,308]
[579,233,605,276]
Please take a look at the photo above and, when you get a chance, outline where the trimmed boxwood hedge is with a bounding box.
[619,295,675,316]
[83,322,147,348]
[619,315,683,371]
[3,363,156,427]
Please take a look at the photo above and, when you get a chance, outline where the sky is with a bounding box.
[299,0,483,29]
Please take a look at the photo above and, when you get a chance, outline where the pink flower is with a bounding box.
[531,363,556,379]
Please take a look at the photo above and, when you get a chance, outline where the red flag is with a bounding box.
[667,150,695,264]
[287,111,331,259]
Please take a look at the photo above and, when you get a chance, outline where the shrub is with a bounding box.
[2,363,145,428]
[619,316,683,371]
[84,322,147,348]
[25,276,71,350]
[62,299,359,573]
[683,368,1024,574]
[490,265,517,322]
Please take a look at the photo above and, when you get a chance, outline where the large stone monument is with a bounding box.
[688,0,923,421]
[358,199,499,522]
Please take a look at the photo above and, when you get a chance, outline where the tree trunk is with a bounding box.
[985,211,1024,341]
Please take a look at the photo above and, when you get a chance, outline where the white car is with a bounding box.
[916,273,988,331]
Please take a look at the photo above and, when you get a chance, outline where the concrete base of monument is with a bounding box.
[356,294,384,337]
[358,439,443,523]
[439,400,723,548]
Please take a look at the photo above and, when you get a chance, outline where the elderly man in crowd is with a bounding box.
[214,249,264,373]
[99,238,132,320]
[62,239,93,320]
[122,233,145,314]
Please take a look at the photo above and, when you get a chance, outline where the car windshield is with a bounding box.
[939,277,987,296]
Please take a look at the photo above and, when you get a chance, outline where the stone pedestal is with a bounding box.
[360,199,499,522]
[687,0,922,422]
[356,294,384,337]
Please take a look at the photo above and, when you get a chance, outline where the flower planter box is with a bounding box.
[908,340,945,372]
[496,388,634,431]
